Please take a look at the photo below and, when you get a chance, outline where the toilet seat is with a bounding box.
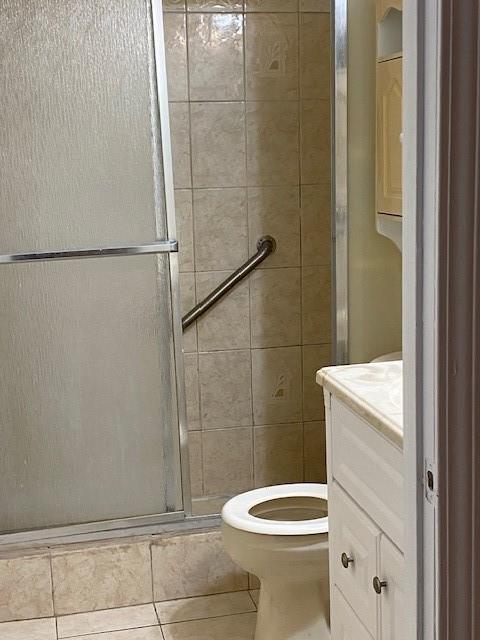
[221,483,328,536]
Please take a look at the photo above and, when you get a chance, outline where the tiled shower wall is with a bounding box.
[163,0,332,513]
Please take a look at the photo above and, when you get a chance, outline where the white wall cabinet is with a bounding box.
[326,394,407,639]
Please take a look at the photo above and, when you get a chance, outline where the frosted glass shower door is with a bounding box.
[0,1,184,534]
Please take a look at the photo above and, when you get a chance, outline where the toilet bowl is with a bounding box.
[221,483,329,640]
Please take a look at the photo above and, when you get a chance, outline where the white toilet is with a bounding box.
[221,483,330,640]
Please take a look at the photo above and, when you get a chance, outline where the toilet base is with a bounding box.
[255,578,330,640]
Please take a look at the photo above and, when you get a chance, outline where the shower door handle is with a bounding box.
[0,241,178,265]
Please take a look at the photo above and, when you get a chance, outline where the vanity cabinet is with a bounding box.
[332,587,374,640]
[325,394,406,639]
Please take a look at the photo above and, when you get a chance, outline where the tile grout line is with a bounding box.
[160,609,256,628]
[149,542,155,609]
[47,551,59,638]
[242,5,256,492]
[296,4,307,483]
[181,0,203,498]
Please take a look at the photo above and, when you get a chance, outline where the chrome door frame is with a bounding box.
[151,0,192,518]
[0,0,191,546]
[333,0,349,365]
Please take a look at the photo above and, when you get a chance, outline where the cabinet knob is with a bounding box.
[373,576,387,594]
[341,552,354,568]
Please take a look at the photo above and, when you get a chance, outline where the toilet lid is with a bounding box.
[221,483,328,536]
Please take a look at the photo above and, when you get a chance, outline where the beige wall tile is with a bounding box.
[51,543,152,615]
[175,189,194,272]
[184,353,201,430]
[0,555,53,622]
[247,187,300,268]
[300,0,331,10]
[302,344,330,421]
[300,184,331,266]
[164,0,186,10]
[193,188,248,270]
[187,0,244,11]
[250,268,301,348]
[199,350,253,428]
[245,0,298,11]
[191,496,228,516]
[247,101,299,186]
[0,618,56,640]
[162,612,256,640]
[191,103,246,188]
[57,604,157,638]
[253,423,304,486]
[180,273,197,353]
[300,12,330,100]
[156,591,255,624]
[188,431,203,496]
[188,14,244,101]
[302,265,331,343]
[170,103,192,189]
[202,427,253,495]
[196,272,250,351]
[251,346,302,424]
[300,99,330,184]
[164,14,188,102]
[245,14,298,100]
[152,530,248,601]
[304,420,326,482]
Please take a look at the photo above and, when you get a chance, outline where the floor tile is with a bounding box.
[155,592,255,624]
[162,612,256,640]
[67,627,163,640]
[57,604,158,638]
[0,617,56,640]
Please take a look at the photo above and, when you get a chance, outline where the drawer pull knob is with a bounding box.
[341,552,354,568]
[373,576,387,594]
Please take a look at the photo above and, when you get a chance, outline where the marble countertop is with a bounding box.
[316,360,403,448]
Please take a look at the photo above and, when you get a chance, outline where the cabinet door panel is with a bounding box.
[331,586,374,640]
[376,57,403,215]
[330,397,404,550]
[330,483,379,635]
[379,536,407,639]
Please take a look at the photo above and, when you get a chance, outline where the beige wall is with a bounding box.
[163,0,332,514]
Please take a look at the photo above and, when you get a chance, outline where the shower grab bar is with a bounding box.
[182,235,276,331]
[0,241,178,264]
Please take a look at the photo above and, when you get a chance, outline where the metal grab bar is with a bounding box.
[182,235,276,331]
[0,241,178,264]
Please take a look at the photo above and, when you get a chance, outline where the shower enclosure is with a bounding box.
[0,0,189,542]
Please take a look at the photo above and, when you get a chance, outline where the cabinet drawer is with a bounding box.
[330,396,404,549]
[330,482,379,635]
[332,586,374,640]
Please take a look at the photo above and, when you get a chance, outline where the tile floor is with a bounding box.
[0,591,261,640]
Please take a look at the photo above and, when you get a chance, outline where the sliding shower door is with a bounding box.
[0,1,185,536]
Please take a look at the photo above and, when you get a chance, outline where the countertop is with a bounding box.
[316,360,403,448]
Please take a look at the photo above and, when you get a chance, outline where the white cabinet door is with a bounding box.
[378,535,406,639]
[330,483,379,636]
[332,586,374,640]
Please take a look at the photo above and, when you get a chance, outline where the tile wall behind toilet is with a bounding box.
[163,0,332,514]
